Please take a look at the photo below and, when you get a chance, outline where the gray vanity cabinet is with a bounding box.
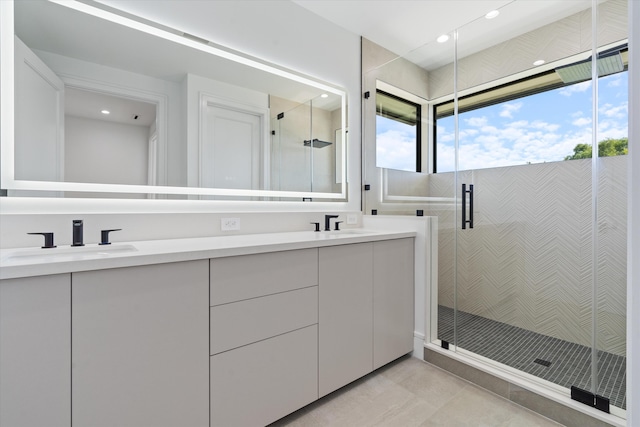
[71,261,209,427]
[373,238,415,370]
[0,274,71,427]
[319,242,375,397]
[319,238,415,397]
[0,233,415,427]
[209,249,319,427]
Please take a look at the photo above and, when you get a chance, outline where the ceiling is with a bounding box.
[66,88,157,127]
[292,0,594,68]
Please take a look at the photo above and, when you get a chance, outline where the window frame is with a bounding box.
[376,88,423,173]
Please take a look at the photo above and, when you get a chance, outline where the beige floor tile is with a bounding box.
[378,355,430,383]
[500,410,564,427]
[272,357,566,427]
[370,397,439,427]
[395,360,470,409]
[422,384,540,427]
[313,379,425,426]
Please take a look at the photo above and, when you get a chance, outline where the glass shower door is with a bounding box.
[360,0,627,417]
[447,0,627,416]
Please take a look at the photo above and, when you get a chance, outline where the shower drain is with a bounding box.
[534,358,552,367]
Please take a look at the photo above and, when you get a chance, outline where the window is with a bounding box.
[434,48,628,173]
[376,90,422,172]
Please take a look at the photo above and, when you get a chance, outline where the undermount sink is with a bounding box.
[333,229,375,234]
[314,229,379,238]
[1,243,138,264]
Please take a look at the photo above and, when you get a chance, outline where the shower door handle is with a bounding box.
[462,184,474,229]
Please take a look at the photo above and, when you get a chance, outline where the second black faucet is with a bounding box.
[72,219,84,247]
[324,215,339,231]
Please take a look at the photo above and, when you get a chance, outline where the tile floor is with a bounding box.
[270,355,564,427]
[438,306,626,410]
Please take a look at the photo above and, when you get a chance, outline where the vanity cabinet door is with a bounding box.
[211,325,318,427]
[319,242,374,397]
[71,261,209,427]
[373,238,415,369]
[0,274,71,427]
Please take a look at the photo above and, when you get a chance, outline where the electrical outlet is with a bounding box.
[346,214,358,225]
[221,217,240,231]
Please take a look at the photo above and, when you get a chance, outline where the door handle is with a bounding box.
[462,184,474,229]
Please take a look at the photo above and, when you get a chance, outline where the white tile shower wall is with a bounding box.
[429,156,627,356]
[0,212,363,249]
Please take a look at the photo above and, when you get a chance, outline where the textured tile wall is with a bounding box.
[429,156,627,356]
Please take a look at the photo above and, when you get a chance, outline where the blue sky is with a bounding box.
[376,71,628,173]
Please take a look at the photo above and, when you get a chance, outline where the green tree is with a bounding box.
[564,137,628,160]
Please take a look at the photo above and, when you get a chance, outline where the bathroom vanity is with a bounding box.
[0,229,415,427]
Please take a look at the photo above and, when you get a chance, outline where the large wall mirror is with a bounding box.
[1,0,347,200]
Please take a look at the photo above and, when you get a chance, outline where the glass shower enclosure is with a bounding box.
[363,0,628,419]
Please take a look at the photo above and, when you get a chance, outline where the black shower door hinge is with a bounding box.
[570,386,610,413]
[364,91,370,99]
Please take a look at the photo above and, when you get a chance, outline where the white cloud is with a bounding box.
[599,102,628,118]
[572,117,592,126]
[531,121,560,132]
[507,120,529,128]
[376,129,417,171]
[499,102,523,119]
[559,80,592,97]
[465,116,488,127]
[607,75,622,87]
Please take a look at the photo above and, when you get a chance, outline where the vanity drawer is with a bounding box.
[210,248,318,306]
[211,325,318,427]
[210,286,317,355]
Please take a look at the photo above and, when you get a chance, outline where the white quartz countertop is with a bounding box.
[0,229,416,280]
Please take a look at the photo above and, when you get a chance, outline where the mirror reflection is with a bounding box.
[8,0,346,199]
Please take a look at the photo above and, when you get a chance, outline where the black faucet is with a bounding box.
[72,220,84,247]
[324,215,339,231]
[28,232,56,249]
[99,229,122,245]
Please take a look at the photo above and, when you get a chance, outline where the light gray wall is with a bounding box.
[65,116,149,189]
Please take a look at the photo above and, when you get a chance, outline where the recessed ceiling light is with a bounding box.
[485,10,500,19]
[533,59,545,66]
[101,110,110,115]
[321,93,329,98]
[437,34,450,43]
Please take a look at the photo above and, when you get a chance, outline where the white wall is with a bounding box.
[65,116,149,187]
[34,50,183,188]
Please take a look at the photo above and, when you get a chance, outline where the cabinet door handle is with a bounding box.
[461,184,474,230]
